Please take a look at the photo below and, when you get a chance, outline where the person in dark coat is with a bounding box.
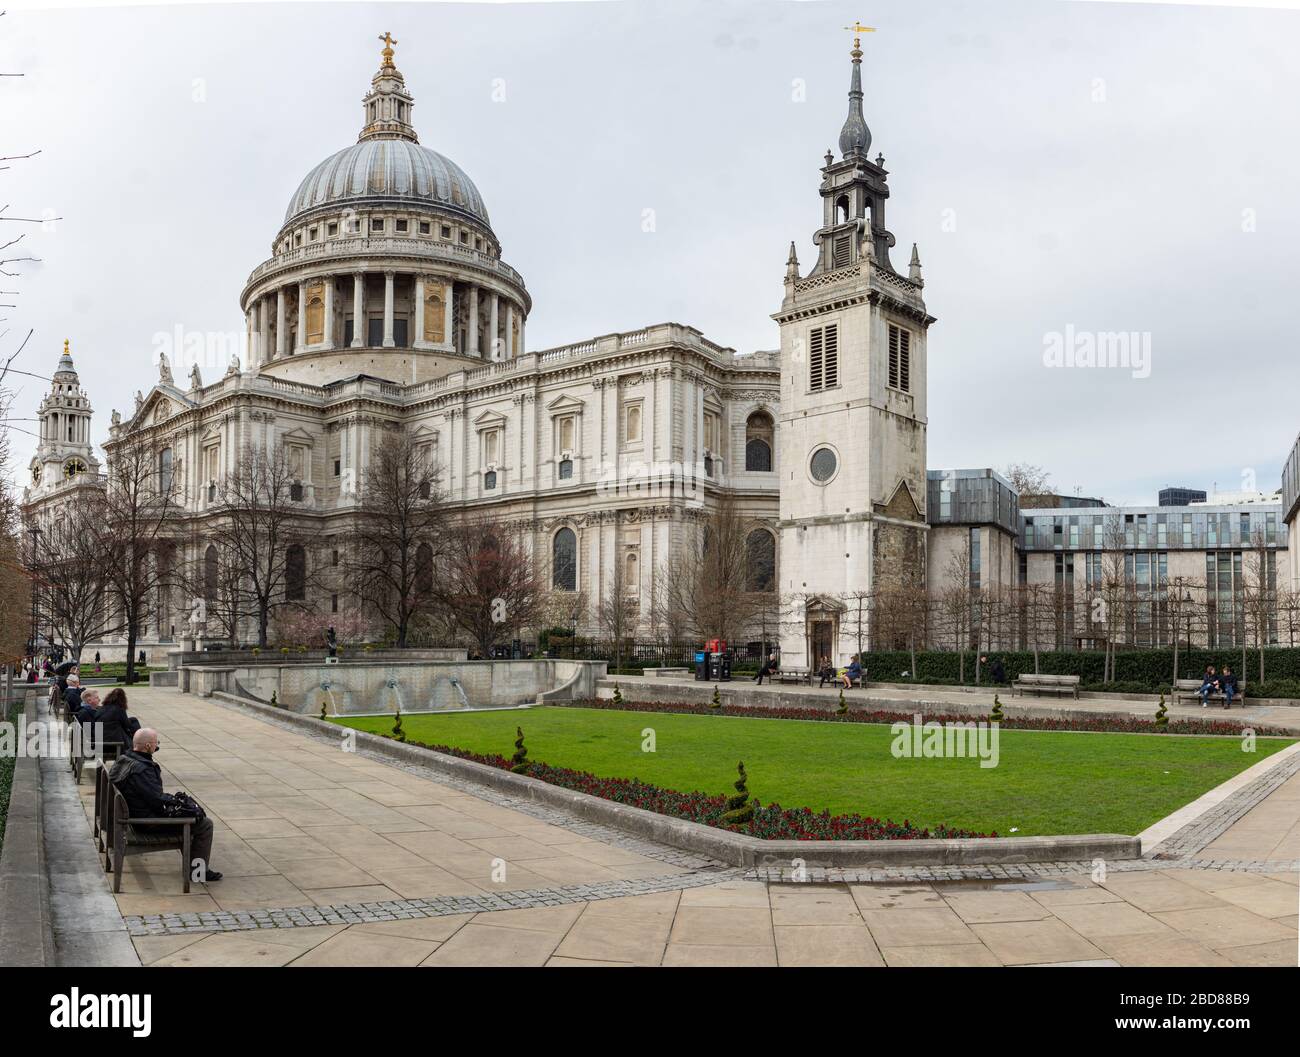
[1219,666,1239,707]
[754,652,778,685]
[97,688,142,751]
[990,657,1007,685]
[108,728,220,882]
[63,674,84,716]
[73,688,101,724]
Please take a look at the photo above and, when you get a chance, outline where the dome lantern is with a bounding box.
[360,32,418,144]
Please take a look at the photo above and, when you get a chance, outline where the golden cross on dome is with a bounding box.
[378,31,398,67]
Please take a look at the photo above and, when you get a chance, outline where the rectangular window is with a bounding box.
[557,415,575,454]
[703,412,720,453]
[832,235,851,268]
[808,323,838,392]
[327,222,338,237]
[393,318,409,348]
[441,224,451,238]
[308,227,318,241]
[333,458,341,477]
[343,319,354,346]
[483,429,501,466]
[1183,518,1192,546]
[888,324,911,393]
[623,403,642,445]
[395,219,408,233]
[370,218,384,233]
[367,317,384,346]
[419,222,430,235]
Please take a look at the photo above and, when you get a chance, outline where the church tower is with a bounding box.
[28,340,100,502]
[775,33,935,669]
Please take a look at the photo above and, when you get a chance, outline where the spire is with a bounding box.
[837,31,873,161]
[785,241,800,282]
[909,243,924,286]
[359,33,418,143]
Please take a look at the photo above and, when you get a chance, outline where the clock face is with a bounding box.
[63,459,86,480]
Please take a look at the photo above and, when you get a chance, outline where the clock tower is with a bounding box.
[28,340,100,502]
[775,35,935,669]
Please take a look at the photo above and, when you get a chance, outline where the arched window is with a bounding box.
[158,447,174,494]
[285,544,306,601]
[836,195,850,223]
[415,542,434,596]
[204,544,218,603]
[745,411,773,472]
[624,550,640,597]
[552,528,576,591]
[745,529,776,593]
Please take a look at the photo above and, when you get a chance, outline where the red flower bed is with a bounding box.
[393,739,994,841]
[564,698,1292,738]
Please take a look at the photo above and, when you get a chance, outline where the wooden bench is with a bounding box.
[776,667,811,685]
[1173,678,1246,709]
[1012,673,1081,698]
[107,787,197,894]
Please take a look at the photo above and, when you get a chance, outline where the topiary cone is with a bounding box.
[710,685,722,709]
[392,708,405,741]
[990,693,1004,723]
[837,687,847,715]
[1155,693,1168,727]
[720,761,754,828]
[510,726,530,773]
[612,682,623,704]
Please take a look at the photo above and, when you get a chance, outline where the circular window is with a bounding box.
[809,447,837,483]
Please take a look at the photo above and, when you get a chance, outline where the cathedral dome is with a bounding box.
[284,139,490,230]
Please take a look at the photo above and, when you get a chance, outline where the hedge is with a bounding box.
[859,647,1300,695]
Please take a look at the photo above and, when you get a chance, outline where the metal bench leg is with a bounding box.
[182,827,192,894]
[112,833,124,894]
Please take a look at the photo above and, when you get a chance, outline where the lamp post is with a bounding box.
[26,524,43,663]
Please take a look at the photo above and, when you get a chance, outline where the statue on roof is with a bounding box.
[189,362,203,390]
[157,351,173,385]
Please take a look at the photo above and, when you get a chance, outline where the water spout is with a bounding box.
[449,677,469,709]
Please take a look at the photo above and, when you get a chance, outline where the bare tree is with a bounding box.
[345,432,446,647]
[38,516,122,659]
[1017,581,1055,674]
[1164,575,1202,685]
[653,495,769,645]
[1096,513,1129,684]
[89,435,180,682]
[435,515,543,657]
[1005,462,1052,499]
[209,442,304,648]
[937,547,972,683]
[1242,530,1276,684]
[596,549,638,675]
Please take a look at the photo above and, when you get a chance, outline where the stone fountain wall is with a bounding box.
[183,659,605,714]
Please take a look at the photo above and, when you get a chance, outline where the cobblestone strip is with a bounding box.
[1143,747,1300,860]
[122,867,747,937]
[124,854,1299,938]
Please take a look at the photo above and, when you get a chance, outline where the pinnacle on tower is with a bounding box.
[785,241,800,282]
[838,33,873,160]
[909,243,924,286]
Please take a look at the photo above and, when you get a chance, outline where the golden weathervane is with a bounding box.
[379,31,398,67]
[844,22,877,46]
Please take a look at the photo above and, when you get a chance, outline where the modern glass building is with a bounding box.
[1159,486,1207,507]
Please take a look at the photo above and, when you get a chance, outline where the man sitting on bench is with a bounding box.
[1218,665,1239,707]
[108,728,222,883]
[754,652,778,686]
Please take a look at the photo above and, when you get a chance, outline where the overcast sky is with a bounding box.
[4,0,1298,506]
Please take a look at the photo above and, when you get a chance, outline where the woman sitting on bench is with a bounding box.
[842,655,863,689]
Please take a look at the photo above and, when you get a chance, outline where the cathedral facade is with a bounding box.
[26,37,929,659]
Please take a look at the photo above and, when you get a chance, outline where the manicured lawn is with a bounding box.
[335,707,1293,837]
